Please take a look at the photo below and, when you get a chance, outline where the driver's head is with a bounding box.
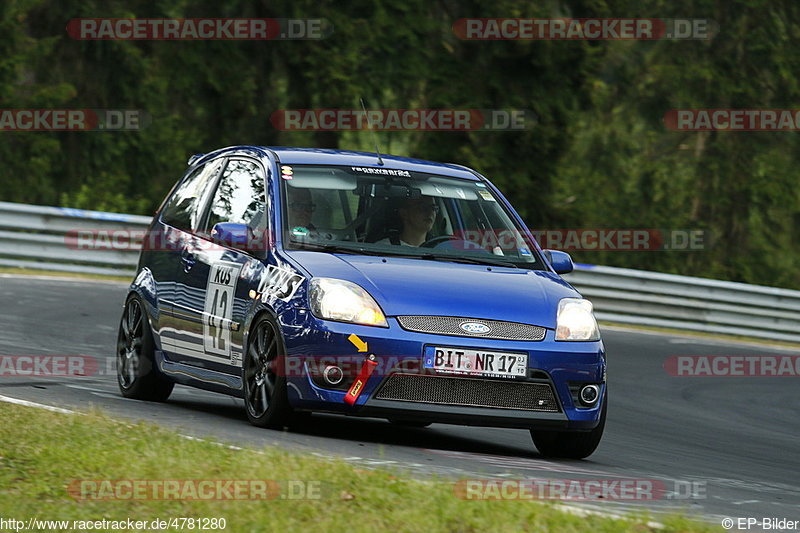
[287,188,315,228]
[397,196,437,235]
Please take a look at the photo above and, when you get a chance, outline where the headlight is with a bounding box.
[309,278,388,327]
[555,298,600,341]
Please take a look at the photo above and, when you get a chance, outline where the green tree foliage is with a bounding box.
[554,0,800,287]
[0,0,798,287]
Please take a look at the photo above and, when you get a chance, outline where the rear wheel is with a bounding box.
[530,391,606,459]
[243,315,293,428]
[116,295,174,401]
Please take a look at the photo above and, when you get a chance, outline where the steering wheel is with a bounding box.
[420,235,450,248]
[420,235,453,248]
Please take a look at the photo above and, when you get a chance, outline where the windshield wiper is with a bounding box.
[290,240,520,267]
[288,240,387,256]
[416,252,519,269]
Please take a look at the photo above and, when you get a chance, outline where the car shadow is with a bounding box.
[291,413,542,459]
[164,395,562,461]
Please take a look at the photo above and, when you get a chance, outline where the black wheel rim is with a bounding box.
[117,298,143,389]
[244,320,278,418]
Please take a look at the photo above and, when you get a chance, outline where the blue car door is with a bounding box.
[155,159,226,357]
[170,157,269,373]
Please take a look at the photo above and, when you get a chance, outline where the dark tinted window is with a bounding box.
[161,159,224,231]
[204,159,267,232]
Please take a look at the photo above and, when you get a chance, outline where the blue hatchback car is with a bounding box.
[117,146,607,458]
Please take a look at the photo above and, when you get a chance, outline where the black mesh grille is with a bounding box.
[374,373,560,412]
[396,316,546,341]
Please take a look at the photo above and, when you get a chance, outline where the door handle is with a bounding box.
[180,248,196,272]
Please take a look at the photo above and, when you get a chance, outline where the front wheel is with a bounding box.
[243,315,294,428]
[116,295,174,402]
[530,390,606,459]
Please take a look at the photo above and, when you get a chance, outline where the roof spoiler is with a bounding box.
[187,153,205,166]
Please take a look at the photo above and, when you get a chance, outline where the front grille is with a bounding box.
[374,373,560,412]
[396,316,546,341]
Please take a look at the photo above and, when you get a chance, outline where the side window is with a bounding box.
[204,159,267,233]
[161,160,224,231]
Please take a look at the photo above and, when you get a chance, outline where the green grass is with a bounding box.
[0,403,720,532]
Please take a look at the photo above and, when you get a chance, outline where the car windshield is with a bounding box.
[280,164,544,269]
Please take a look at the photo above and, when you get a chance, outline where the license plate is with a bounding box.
[423,346,528,379]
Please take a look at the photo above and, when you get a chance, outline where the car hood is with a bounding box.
[284,251,581,329]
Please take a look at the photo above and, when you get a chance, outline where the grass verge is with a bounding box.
[0,403,719,532]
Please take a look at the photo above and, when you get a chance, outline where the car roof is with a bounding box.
[192,145,482,181]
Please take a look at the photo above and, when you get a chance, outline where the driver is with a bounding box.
[378,196,438,246]
[287,188,316,230]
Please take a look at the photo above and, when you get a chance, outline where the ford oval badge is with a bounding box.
[460,322,491,335]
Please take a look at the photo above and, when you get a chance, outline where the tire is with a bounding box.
[116,295,174,402]
[530,390,606,459]
[243,314,294,428]
[389,419,432,428]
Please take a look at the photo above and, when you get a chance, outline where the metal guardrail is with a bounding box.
[1,201,799,342]
[0,201,149,277]
[565,265,800,343]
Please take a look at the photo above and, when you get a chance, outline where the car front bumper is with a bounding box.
[279,308,606,430]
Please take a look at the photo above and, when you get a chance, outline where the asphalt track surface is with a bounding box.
[1,274,799,527]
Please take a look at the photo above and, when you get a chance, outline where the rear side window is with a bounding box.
[161,160,224,231]
[204,159,267,232]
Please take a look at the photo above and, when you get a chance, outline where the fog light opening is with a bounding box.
[579,384,600,406]
[323,365,344,386]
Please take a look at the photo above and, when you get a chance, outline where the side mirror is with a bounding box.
[543,249,574,274]
[210,222,252,250]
